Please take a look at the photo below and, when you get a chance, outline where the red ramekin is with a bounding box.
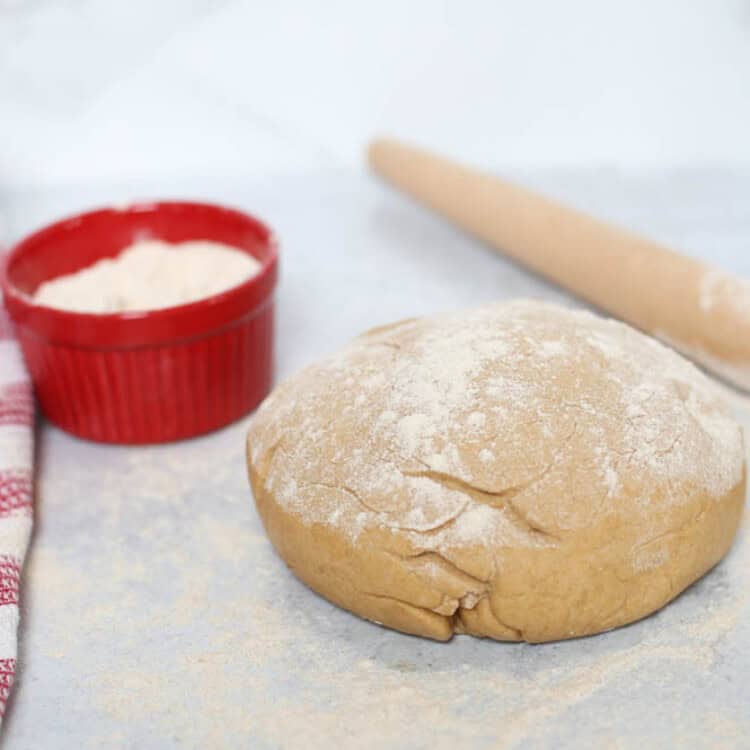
[1,201,278,444]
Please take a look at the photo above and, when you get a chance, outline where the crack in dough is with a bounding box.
[401,468,560,542]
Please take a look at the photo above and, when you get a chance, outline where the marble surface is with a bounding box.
[0,169,748,748]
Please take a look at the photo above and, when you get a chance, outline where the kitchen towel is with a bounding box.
[0,309,33,721]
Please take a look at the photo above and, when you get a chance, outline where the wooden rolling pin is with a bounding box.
[368,138,750,392]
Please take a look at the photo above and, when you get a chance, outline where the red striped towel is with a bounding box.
[0,309,33,720]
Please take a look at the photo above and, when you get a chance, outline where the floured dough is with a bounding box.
[246,300,746,642]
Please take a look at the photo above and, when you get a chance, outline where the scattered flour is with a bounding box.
[699,268,750,322]
[540,339,568,358]
[684,268,750,391]
[478,448,494,464]
[467,411,487,429]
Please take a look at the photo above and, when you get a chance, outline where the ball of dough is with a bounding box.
[246,301,745,642]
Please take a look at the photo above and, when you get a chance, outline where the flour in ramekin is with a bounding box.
[34,239,261,313]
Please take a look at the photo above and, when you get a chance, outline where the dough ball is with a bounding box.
[246,300,745,642]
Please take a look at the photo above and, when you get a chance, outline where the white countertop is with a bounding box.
[0,168,748,748]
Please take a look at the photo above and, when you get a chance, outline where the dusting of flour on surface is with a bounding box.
[20,401,749,750]
[248,300,744,547]
[33,239,261,313]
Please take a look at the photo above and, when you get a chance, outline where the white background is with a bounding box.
[2,0,750,189]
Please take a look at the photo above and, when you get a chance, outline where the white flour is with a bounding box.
[33,239,261,313]
[699,268,750,322]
